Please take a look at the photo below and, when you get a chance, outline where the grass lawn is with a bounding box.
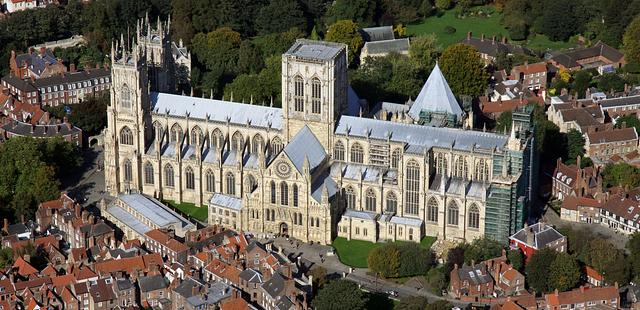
[332,236,438,268]
[407,7,507,47]
[164,200,208,222]
[514,34,577,52]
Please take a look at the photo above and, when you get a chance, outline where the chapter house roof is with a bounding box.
[408,63,463,120]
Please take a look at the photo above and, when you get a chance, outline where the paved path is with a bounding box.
[543,207,629,250]
[265,237,468,307]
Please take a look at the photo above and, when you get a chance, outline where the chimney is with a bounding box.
[577,155,581,169]
[621,121,627,129]
[467,31,472,40]
[28,47,34,55]
[70,63,76,73]
[524,61,528,68]
[580,285,585,293]
[75,203,81,219]
[39,47,46,56]
[3,219,8,233]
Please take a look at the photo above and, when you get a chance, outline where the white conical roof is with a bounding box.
[408,63,463,120]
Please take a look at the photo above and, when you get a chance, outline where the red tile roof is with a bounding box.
[512,62,547,75]
[561,196,601,211]
[585,266,604,282]
[545,286,618,306]
[587,127,638,145]
[12,257,37,276]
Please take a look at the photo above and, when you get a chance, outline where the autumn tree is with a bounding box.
[548,253,581,292]
[368,244,401,278]
[439,44,489,98]
[525,247,558,294]
[409,34,441,69]
[325,20,364,67]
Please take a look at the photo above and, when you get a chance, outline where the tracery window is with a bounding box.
[468,204,480,229]
[405,161,420,215]
[144,162,154,184]
[427,197,439,222]
[280,182,289,206]
[385,192,397,213]
[345,186,356,209]
[225,172,235,195]
[447,201,459,226]
[120,126,133,145]
[334,141,345,161]
[185,167,195,190]
[311,78,321,114]
[294,76,304,112]
[205,170,215,192]
[350,143,364,163]
[123,159,132,182]
[365,188,376,212]
[164,164,174,187]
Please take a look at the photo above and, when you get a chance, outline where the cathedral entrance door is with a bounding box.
[280,223,289,236]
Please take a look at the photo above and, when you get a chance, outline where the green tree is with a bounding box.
[255,0,307,35]
[624,15,640,65]
[507,249,524,271]
[602,162,640,188]
[312,280,368,310]
[191,27,242,75]
[627,233,640,281]
[615,114,640,133]
[325,20,364,67]
[585,238,631,285]
[548,253,581,292]
[368,244,401,278]
[495,111,513,133]
[409,34,441,69]
[237,41,265,75]
[309,266,327,290]
[538,0,581,41]
[170,0,195,44]
[224,55,282,106]
[565,129,585,165]
[426,267,447,295]
[435,0,452,10]
[597,73,627,93]
[397,242,434,277]
[0,248,13,269]
[324,0,377,26]
[571,70,592,99]
[525,247,558,294]
[463,237,504,264]
[439,44,489,98]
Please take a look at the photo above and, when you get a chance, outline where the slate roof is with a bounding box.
[284,39,345,61]
[509,222,565,249]
[209,193,243,211]
[2,120,82,139]
[283,125,326,174]
[138,274,168,293]
[361,26,395,42]
[1,74,37,92]
[33,68,110,89]
[7,223,29,236]
[363,38,410,55]
[150,92,283,130]
[335,116,509,152]
[310,172,339,203]
[550,41,624,68]
[456,263,493,285]
[239,269,264,283]
[116,194,195,231]
[15,50,58,76]
[599,94,640,108]
[343,209,378,221]
[262,272,286,299]
[408,63,463,120]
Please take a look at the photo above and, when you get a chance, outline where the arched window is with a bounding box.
[311,78,321,114]
[294,76,304,112]
[345,186,356,209]
[270,181,277,204]
[266,209,271,221]
[435,153,447,175]
[391,149,401,169]
[280,182,289,206]
[405,161,420,215]
[245,174,257,193]
[271,210,276,221]
[454,156,468,179]
[334,141,345,161]
[211,129,223,149]
[153,122,163,142]
[476,159,490,181]
[120,126,133,145]
[191,126,203,146]
[468,204,480,229]
[350,143,364,163]
[225,172,235,195]
[427,197,438,222]
[316,218,320,227]
[185,167,195,190]
[231,131,244,151]
[123,159,132,182]
[386,192,397,213]
[271,137,284,155]
[170,124,183,143]
[144,162,154,185]
[252,134,264,155]
[447,201,459,226]
[365,188,376,212]
[164,164,174,187]
[205,170,215,192]
[293,184,299,207]
[120,84,131,109]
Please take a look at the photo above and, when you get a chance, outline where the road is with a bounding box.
[64,146,112,209]
[266,237,469,307]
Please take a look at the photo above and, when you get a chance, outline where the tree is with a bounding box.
[0,248,13,269]
[525,247,558,294]
[463,237,504,264]
[602,162,640,188]
[325,20,364,67]
[397,242,434,277]
[624,15,640,65]
[627,233,640,281]
[324,0,377,26]
[445,246,465,275]
[538,0,581,41]
[224,55,282,106]
[237,41,265,75]
[495,111,513,133]
[439,44,489,98]
[565,129,585,165]
[426,267,447,294]
[368,244,401,278]
[615,114,640,133]
[585,238,631,285]
[507,249,524,271]
[548,253,581,292]
[435,0,452,10]
[170,0,195,44]
[309,266,327,290]
[409,34,441,69]
[312,280,368,310]
[255,0,307,35]
[597,73,627,94]
[191,27,242,75]
[571,70,592,99]
[396,296,428,310]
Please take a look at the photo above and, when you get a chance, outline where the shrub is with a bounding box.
[444,26,456,34]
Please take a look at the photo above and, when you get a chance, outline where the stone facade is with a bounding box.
[104,21,533,245]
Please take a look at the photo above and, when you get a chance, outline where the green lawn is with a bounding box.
[332,236,438,268]
[407,7,577,52]
[164,200,208,222]
[407,7,507,47]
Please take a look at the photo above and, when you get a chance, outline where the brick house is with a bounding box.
[1,74,39,104]
[144,229,189,264]
[560,196,601,224]
[510,62,548,91]
[88,278,118,310]
[509,222,567,260]
[551,157,602,200]
[138,274,170,308]
[33,68,110,106]
[543,285,619,309]
[549,41,625,73]
[449,262,495,299]
[9,48,66,80]
[585,127,638,160]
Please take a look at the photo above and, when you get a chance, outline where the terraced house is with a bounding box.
[104,19,535,245]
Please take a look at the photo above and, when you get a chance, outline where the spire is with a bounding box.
[408,62,462,121]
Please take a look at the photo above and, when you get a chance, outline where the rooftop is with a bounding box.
[408,63,463,120]
[284,39,345,61]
